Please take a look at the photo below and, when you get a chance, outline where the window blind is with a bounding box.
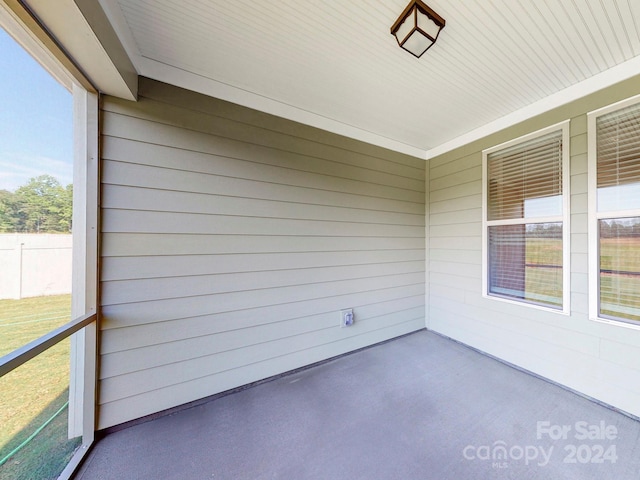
[596,102,640,212]
[487,131,563,221]
[485,127,565,309]
[595,100,640,322]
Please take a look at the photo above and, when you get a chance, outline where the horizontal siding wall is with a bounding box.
[428,76,640,418]
[98,78,426,429]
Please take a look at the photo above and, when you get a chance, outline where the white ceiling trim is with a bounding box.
[139,56,428,159]
[0,1,76,91]
[80,1,640,162]
[140,52,640,162]
[98,0,142,70]
[25,0,136,100]
[425,54,640,160]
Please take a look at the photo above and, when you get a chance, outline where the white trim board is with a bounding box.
[0,1,76,91]
[25,0,136,100]
[139,54,640,163]
[98,0,143,70]
[138,56,427,160]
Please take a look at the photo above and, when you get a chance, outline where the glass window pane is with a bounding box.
[597,101,640,212]
[598,182,640,212]
[489,223,563,308]
[487,130,563,221]
[599,217,640,322]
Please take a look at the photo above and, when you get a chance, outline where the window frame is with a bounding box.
[588,94,640,330]
[482,121,571,314]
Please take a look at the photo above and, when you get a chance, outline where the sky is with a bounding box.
[0,27,73,192]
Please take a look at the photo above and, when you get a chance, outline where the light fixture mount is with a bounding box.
[391,0,445,58]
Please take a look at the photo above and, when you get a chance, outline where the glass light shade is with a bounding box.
[394,6,416,45]
[417,10,441,38]
[402,30,434,57]
[391,0,445,58]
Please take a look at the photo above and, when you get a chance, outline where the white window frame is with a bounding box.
[587,93,640,331]
[482,121,571,314]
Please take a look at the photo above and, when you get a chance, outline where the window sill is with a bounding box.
[483,293,570,316]
[590,316,640,332]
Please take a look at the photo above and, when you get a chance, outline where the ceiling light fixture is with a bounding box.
[391,0,446,58]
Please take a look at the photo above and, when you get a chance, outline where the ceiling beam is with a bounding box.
[24,0,137,100]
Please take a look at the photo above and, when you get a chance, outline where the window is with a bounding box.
[588,96,640,326]
[483,122,570,312]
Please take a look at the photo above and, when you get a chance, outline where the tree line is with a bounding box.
[0,175,72,233]
[600,218,640,238]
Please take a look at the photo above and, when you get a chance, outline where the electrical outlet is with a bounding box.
[340,309,354,328]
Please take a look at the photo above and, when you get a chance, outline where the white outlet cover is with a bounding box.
[341,309,354,327]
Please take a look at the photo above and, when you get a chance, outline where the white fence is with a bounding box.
[0,234,72,300]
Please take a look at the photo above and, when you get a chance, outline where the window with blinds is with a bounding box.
[483,124,569,311]
[593,100,640,323]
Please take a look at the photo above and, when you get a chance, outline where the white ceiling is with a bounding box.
[98,0,640,158]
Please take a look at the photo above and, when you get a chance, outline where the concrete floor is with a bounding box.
[75,330,640,479]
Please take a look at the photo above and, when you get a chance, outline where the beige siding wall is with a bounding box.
[428,76,640,418]
[98,78,426,429]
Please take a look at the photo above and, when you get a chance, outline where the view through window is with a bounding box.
[0,26,80,479]
[594,100,640,324]
[483,123,570,312]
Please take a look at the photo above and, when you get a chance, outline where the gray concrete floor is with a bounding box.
[75,330,640,479]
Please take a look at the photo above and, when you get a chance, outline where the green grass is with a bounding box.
[600,238,640,322]
[600,237,640,271]
[523,236,640,319]
[525,237,563,307]
[526,237,562,265]
[0,295,73,357]
[0,295,81,480]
